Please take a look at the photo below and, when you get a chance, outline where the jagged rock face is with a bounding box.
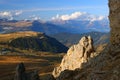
[53,0,120,80]
[109,0,120,45]
[108,0,120,59]
[52,36,95,78]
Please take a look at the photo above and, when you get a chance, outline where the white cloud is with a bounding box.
[32,17,40,20]
[0,10,23,20]
[87,15,108,22]
[52,11,107,21]
[29,15,41,20]
[0,11,11,17]
[15,10,23,16]
[98,16,106,20]
[52,12,87,21]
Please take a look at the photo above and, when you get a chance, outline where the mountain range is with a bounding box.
[0,18,109,34]
[50,19,109,33]
[50,31,110,47]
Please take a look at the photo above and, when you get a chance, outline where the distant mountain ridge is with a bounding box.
[50,31,110,47]
[0,19,69,34]
[50,19,109,33]
[0,18,109,34]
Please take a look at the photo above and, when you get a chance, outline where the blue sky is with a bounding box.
[0,0,109,20]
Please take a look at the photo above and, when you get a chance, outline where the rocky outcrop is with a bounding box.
[109,0,120,45]
[109,0,120,57]
[52,36,95,78]
[52,0,120,80]
[14,63,40,80]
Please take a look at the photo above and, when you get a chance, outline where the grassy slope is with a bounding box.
[0,53,64,80]
[0,31,68,53]
[0,31,42,42]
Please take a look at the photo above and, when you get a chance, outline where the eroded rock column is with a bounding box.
[52,36,95,78]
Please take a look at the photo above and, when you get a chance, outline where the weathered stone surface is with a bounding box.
[53,0,120,80]
[109,0,120,45]
[53,36,95,78]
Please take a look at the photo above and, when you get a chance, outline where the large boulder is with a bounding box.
[52,36,95,78]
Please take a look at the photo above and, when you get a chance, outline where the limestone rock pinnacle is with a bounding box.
[52,36,95,78]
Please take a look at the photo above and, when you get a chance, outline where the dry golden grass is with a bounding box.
[96,44,107,52]
[0,56,48,63]
[0,31,43,42]
[1,21,32,27]
[0,53,64,80]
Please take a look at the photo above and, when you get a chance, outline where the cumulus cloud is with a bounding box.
[87,15,107,22]
[52,12,87,21]
[32,17,41,20]
[52,11,107,21]
[29,15,41,20]
[0,11,11,17]
[15,10,23,16]
[0,10,23,20]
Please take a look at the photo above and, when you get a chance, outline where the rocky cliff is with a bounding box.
[52,0,120,80]
[109,0,120,57]
[109,0,120,45]
[52,36,96,78]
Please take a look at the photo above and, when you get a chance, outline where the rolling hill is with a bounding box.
[0,31,68,53]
